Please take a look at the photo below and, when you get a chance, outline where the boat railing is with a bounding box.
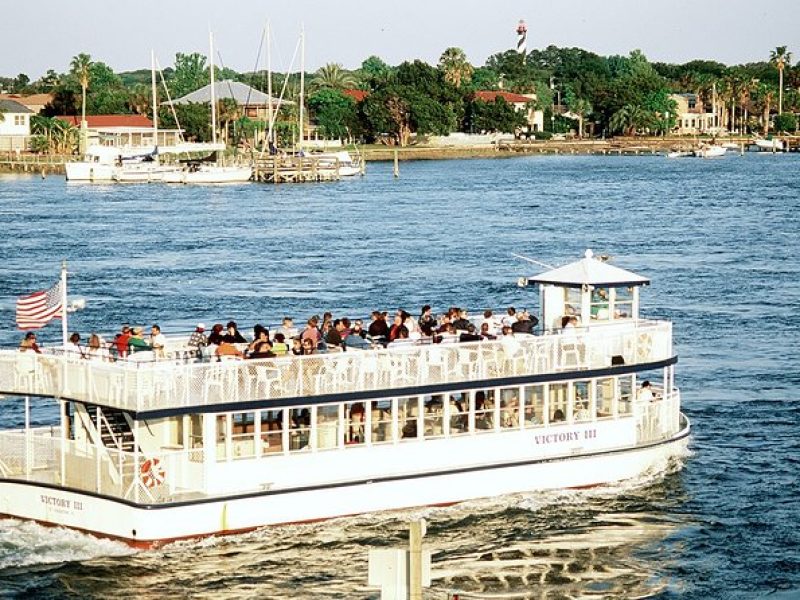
[636,388,681,444]
[0,320,673,413]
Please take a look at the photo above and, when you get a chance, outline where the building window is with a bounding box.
[14,115,25,126]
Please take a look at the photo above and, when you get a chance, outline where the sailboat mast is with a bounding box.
[298,24,305,150]
[210,31,217,145]
[151,50,158,154]
[267,21,273,145]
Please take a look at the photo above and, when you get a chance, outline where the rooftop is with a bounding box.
[529,250,650,288]
[166,80,292,107]
[474,91,534,104]
[56,115,154,128]
[0,99,34,114]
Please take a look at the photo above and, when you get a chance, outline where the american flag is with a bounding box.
[16,280,64,330]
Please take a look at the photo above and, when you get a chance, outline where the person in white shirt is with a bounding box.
[275,317,298,340]
[65,332,84,359]
[638,380,655,402]
[150,324,167,359]
[501,306,517,329]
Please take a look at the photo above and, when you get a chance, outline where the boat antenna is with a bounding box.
[511,253,555,269]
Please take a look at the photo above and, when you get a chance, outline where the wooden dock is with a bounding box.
[252,156,341,183]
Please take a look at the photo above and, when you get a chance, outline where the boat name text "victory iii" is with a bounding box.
[40,495,84,510]
[534,429,597,445]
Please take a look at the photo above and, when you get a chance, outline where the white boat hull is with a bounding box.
[162,166,252,184]
[112,165,183,183]
[65,162,117,182]
[694,146,727,158]
[753,138,784,151]
[0,421,689,547]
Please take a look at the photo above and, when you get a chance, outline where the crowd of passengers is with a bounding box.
[18,306,540,362]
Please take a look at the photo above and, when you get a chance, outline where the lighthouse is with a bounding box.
[516,19,527,62]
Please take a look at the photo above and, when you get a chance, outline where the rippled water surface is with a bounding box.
[0,154,799,598]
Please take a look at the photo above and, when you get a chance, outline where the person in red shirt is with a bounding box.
[115,325,132,358]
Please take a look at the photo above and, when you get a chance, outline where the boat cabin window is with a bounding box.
[573,381,592,423]
[590,287,611,321]
[473,389,495,431]
[613,286,634,318]
[216,415,229,461]
[523,385,545,428]
[549,383,569,424]
[499,388,520,429]
[596,378,615,419]
[618,376,634,416]
[344,402,365,445]
[289,408,311,451]
[448,393,469,435]
[370,400,394,444]
[261,409,284,454]
[399,396,420,439]
[317,404,341,450]
[423,395,445,439]
[232,412,256,459]
[565,288,582,321]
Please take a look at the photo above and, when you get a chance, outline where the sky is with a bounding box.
[2,0,798,79]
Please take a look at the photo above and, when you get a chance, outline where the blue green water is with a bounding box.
[0,153,798,598]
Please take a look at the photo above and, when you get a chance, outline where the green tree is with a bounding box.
[770,46,792,114]
[465,95,526,133]
[86,62,130,114]
[69,53,92,125]
[438,47,473,89]
[13,73,30,93]
[773,112,796,132]
[609,104,650,135]
[750,82,776,135]
[308,88,358,139]
[359,55,392,86]
[159,103,211,141]
[310,63,357,91]
[170,52,210,98]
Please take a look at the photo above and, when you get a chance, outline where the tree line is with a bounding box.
[2,44,797,150]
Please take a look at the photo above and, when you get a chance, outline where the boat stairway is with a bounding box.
[83,403,138,454]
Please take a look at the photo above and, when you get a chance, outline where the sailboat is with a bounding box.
[113,52,185,183]
[163,33,252,184]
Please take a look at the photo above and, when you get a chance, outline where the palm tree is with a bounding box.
[310,63,357,92]
[69,53,93,152]
[569,98,592,138]
[438,47,474,89]
[752,83,776,136]
[609,104,648,136]
[770,46,792,114]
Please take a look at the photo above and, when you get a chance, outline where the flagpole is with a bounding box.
[61,260,68,347]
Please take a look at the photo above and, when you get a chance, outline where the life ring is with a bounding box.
[141,457,166,488]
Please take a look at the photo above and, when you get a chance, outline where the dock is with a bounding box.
[252,156,341,183]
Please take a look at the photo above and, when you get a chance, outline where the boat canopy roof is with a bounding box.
[528,249,650,288]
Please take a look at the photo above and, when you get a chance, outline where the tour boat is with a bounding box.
[0,250,689,547]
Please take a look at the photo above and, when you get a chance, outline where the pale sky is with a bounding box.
[2,0,798,79]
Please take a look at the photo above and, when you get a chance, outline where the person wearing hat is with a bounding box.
[188,323,208,349]
[127,327,152,353]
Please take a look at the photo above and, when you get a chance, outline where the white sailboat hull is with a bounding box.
[162,166,253,184]
[65,162,117,182]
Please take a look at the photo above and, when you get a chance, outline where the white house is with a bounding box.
[669,93,716,135]
[474,91,545,133]
[0,99,33,151]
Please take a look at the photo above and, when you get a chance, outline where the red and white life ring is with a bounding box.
[141,457,166,488]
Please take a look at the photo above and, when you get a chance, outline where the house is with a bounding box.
[0,93,54,114]
[55,115,185,149]
[0,99,33,151]
[342,89,368,103]
[670,93,716,135]
[473,91,545,132]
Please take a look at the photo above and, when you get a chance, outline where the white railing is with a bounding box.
[0,320,673,413]
[636,388,682,444]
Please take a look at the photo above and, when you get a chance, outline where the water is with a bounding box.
[0,154,799,598]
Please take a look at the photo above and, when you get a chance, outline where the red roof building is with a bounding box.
[473,91,534,105]
[342,89,369,102]
[55,115,154,128]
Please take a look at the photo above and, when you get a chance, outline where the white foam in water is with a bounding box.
[0,518,135,570]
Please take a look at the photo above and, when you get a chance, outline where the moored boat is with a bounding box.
[693,144,727,158]
[0,250,689,546]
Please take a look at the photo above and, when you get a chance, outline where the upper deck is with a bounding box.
[0,319,673,416]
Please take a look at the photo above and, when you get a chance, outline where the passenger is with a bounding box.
[459,324,482,343]
[86,333,110,361]
[215,339,244,360]
[248,327,270,354]
[638,380,656,402]
[502,306,517,328]
[188,323,208,349]
[418,305,437,335]
[390,326,413,346]
[149,324,167,359]
[402,310,420,337]
[348,403,366,443]
[343,326,371,350]
[207,323,225,346]
[388,313,404,342]
[436,313,452,334]
[351,319,368,339]
[274,317,298,340]
[272,333,289,355]
[127,327,152,354]
[475,391,492,430]
[19,332,41,354]
[552,409,566,422]
[301,316,322,346]
[575,401,591,421]
[226,321,247,344]
[452,309,471,331]
[480,322,497,340]
[367,311,389,340]
[114,325,132,357]
[65,332,85,358]
[291,338,304,356]
[326,319,345,347]
[481,309,499,336]
[248,340,276,359]
[512,310,538,334]
[301,338,316,355]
